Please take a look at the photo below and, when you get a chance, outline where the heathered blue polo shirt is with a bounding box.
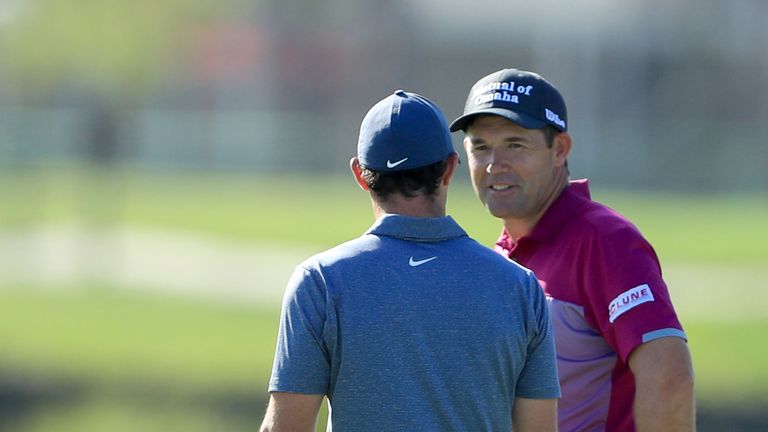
[269,214,560,431]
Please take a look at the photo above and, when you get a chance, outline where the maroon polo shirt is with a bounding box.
[495,179,686,432]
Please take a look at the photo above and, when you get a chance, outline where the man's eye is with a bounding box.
[472,144,489,151]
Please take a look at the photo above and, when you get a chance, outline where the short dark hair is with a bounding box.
[360,159,449,201]
[541,125,561,148]
[540,125,569,171]
[464,116,561,148]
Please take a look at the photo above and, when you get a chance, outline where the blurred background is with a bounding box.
[0,0,766,431]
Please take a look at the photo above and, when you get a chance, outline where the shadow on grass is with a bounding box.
[1,370,766,432]
[0,372,86,428]
[0,368,267,432]
[697,400,768,432]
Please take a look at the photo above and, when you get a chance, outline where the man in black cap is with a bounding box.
[451,69,695,432]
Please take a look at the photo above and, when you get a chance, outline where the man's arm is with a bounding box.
[511,397,557,432]
[628,336,695,431]
[260,392,324,432]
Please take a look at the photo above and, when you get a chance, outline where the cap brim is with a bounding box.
[449,108,548,132]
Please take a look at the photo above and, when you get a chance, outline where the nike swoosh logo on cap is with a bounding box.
[386,157,408,168]
[409,256,437,267]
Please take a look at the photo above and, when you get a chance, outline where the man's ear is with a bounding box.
[552,132,572,167]
[350,157,371,191]
[441,153,460,186]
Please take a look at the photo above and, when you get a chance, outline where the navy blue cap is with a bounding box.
[450,68,568,132]
[358,90,455,171]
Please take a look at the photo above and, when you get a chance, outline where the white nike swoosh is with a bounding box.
[386,157,408,168]
[409,256,437,267]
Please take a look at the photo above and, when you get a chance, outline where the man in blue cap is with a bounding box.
[451,68,695,431]
[260,90,560,431]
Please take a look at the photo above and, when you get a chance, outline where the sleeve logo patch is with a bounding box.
[608,284,654,323]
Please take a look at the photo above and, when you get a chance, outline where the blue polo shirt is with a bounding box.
[269,214,560,431]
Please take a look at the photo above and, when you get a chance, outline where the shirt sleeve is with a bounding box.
[582,225,686,363]
[515,273,562,399]
[268,265,331,394]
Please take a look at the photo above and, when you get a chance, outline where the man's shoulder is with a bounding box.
[296,234,380,270]
[559,179,644,239]
[560,199,661,271]
[571,198,645,240]
[464,235,534,267]
[298,230,534,281]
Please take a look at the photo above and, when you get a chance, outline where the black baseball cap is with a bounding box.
[450,68,568,132]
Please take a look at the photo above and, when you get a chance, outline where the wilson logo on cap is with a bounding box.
[545,109,566,129]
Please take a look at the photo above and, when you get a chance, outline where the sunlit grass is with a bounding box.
[1,166,766,430]
[1,166,766,263]
[0,281,766,432]
[0,285,279,391]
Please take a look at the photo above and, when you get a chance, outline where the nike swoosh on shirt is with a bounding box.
[386,158,408,168]
[409,256,437,267]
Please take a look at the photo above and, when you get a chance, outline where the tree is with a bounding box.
[1,0,245,99]
[1,0,251,164]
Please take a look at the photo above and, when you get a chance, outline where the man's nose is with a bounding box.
[486,149,511,174]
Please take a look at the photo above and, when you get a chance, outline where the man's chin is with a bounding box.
[486,206,515,220]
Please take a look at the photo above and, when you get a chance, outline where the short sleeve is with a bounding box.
[515,274,561,399]
[582,226,686,363]
[268,266,331,394]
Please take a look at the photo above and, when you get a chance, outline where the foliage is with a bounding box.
[0,0,246,97]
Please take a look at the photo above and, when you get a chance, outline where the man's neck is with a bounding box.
[371,193,446,219]
[503,177,569,241]
[502,219,532,242]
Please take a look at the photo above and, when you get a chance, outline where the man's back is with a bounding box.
[270,215,559,431]
[263,89,560,432]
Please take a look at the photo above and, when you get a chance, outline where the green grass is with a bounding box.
[0,283,764,431]
[2,167,766,262]
[1,283,765,404]
[0,284,282,431]
[13,397,255,432]
[686,320,768,402]
[591,189,768,264]
[0,166,767,430]
[0,167,372,248]
[0,285,279,392]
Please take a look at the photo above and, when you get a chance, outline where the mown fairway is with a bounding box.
[1,167,766,431]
